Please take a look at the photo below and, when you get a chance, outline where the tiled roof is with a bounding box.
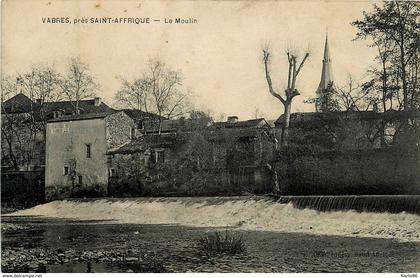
[206,128,272,142]
[122,109,164,122]
[144,133,184,146]
[2,94,34,114]
[107,139,145,155]
[212,118,268,129]
[143,118,204,133]
[43,99,115,115]
[107,133,183,154]
[108,124,275,155]
[47,112,112,123]
[1,94,115,118]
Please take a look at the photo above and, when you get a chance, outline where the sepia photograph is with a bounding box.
[1,0,419,275]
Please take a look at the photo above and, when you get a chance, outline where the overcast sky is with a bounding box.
[2,0,379,121]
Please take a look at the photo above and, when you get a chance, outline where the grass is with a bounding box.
[198,230,246,255]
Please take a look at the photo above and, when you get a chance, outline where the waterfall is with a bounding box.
[277,195,420,215]
[7,196,420,242]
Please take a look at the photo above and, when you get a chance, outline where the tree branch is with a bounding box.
[262,50,286,105]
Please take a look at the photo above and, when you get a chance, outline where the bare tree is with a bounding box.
[18,67,62,124]
[18,67,61,102]
[253,106,266,119]
[1,75,19,102]
[262,48,310,147]
[1,68,61,170]
[114,77,149,111]
[337,74,370,112]
[146,59,189,120]
[114,59,190,132]
[59,58,98,114]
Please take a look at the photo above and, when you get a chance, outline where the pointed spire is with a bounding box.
[323,32,331,62]
[315,32,336,112]
[317,32,334,92]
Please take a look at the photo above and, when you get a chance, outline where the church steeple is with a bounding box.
[316,33,336,112]
[317,33,334,92]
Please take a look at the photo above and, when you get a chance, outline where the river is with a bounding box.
[2,196,420,272]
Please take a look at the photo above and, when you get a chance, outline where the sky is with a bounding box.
[2,0,379,121]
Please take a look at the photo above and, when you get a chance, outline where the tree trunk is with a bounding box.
[281,101,292,147]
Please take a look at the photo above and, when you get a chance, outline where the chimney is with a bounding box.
[94,97,101,107]
[227,116,238,124]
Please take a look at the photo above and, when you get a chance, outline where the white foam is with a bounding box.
[7,197,420,242]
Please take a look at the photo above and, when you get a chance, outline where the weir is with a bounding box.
[276,195,420,215]
[7,196,420,242]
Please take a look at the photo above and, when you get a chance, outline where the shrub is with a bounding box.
[198,230,246,255]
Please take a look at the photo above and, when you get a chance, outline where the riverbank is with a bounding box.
[2,217,419,273]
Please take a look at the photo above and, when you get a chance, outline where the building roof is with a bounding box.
[206,129,259,142]
[212,118,269,129]
[141,117,270,135]
[143,118,209,134]
[2,94,34,114]
[1,94,115,118]
[43,99,115,115]
[207,118,274,142]
[107,139,145,155]
[121,109,164,123]
[47,112,112,123]
[108,119,276,155]
[107,133,183,155]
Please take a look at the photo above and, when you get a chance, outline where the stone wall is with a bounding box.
[106,111,135,149]
[275,147,420,195]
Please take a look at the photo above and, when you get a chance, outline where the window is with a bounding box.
[157,151,165,163]
[63,166,69,175]
[86,144,91,158]
[150,150,156,163]
[78,175,83,185]
[53,111,63,119]
[109,168,116,177]
[151,150,165,164]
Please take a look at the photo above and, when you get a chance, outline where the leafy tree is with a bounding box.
[352,1,419,148]
[352,1,419,111]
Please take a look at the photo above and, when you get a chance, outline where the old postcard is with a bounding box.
[1,0,419,275]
